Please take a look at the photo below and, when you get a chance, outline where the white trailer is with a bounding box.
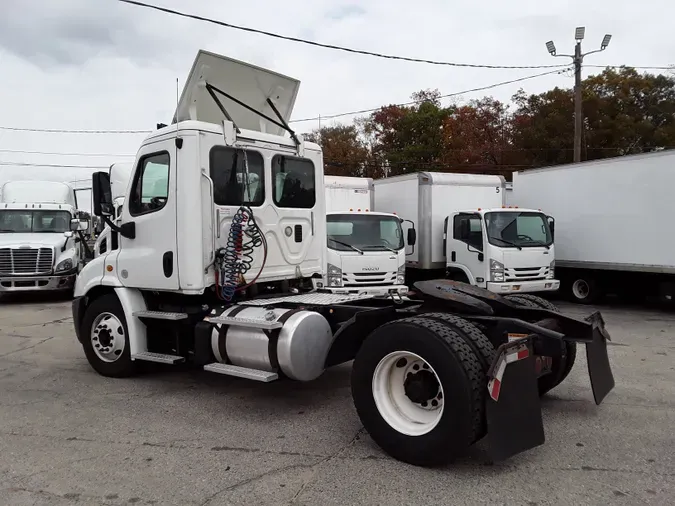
[323,176,409,296]
[0,180,89,293]
[373,172,559,295]
[72,49,615,468]
[508,151,675,304]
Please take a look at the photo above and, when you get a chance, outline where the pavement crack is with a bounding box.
[289,426,366,504]
[0,336,55,358]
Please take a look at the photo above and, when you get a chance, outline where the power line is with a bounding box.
[0,148,135,157]
[0,126,151,134]
[291,67,572,123]
[585,64,674,70]
[0,162,109,169]
[118,0,569,71]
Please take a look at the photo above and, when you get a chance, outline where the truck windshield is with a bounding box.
[0,210,71,233]
[484,211,552,248]
[327,214,404,251]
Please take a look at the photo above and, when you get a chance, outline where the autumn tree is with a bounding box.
[303,125,371,177]
[361,89,454,176]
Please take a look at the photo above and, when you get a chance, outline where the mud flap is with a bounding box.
[486,340,545,461]
[584,312,615,405]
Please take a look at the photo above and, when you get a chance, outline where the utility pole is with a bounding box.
[546,28,612,163]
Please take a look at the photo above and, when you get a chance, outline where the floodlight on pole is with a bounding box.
[546,40,556,55]
[575,27,586,41]
[601,34,612,50]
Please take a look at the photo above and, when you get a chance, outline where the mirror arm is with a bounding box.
[103,216,135,240]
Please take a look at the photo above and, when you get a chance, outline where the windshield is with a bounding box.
[327,214,404,251]
[0,210,71,233]
[484,211,552,248]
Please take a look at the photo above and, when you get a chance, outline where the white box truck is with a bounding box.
[323,176,410,295]
[0,180,89,293]
[373,172,560,294]
[72,49,615,468]
[507,151,675,304]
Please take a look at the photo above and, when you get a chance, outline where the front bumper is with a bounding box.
[487,278,560,294]
[0,272,76,292]
[326,284,409,296]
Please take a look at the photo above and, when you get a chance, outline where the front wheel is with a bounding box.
[351,317,484,467]
[80,294,138,378]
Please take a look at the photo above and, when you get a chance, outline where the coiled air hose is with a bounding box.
[215,205,267,301]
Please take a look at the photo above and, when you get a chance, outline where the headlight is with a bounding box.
[547,260,555,279]
[396,264,405,285]
[55,258,74,272]
[490,259,504,282]
[327,263,342,287]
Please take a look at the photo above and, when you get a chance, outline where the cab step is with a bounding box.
[203,363,278,382]
[204,315,282,330]
[131,351,185,364]
[133,310,188,321]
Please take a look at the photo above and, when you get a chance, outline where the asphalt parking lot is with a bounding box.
[0,294,673,506]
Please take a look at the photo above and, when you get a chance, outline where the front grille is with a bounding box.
[343,271,397,287]
[504,266,549,282]
[0,248,54,275]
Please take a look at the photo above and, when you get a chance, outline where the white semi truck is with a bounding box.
[323,175,410,296]
[72,49,614,468]
[373,172,560,295]
[0,180,89,293]
[507,151,675,304]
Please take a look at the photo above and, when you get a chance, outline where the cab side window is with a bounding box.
[272,155,316,209]
[210,147,264,207]
[453,214,483,251]
[129,152,170,216]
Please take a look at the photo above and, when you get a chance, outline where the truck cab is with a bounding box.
[0,180,89,293]
[323,176,410,295]
[446,207,559,294]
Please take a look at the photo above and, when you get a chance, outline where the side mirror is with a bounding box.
[547,215,555,240]
[407,228,417,246]
[71,218,89,231]
[63,231,74,238]
[92,171,113,217]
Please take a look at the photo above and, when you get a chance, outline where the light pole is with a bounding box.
[546,28,612,163]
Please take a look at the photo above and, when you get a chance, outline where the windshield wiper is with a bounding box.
[328,238,363,254]
[489,236,522,250]
[524,240,550,249]
[363,245,398,253]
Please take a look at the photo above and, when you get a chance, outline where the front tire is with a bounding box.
[80,294,138,378]
[351,317,484,467]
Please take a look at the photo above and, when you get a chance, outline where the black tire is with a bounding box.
[568,276,602,304]
[505,294,576,395]
[418,313,495,439]
[351,317,484,467]
[506,294,559,312]
[80,293,138,378]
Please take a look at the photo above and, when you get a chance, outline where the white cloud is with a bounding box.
[0,0,673,187]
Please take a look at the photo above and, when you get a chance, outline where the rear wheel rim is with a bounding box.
[372,351,444,436]
[572,279,590,300]
[91,312,125,363]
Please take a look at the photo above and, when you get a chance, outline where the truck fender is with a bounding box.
[446,264,477,285]
[74,254,123,298]
[113,287,148,358]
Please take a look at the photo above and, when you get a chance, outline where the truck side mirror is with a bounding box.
[92,171,113,217]
[71,218,89,231]
[407,228,417,246]
[547,215,555,240]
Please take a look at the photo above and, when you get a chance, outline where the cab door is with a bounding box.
[116,139,179,290]
[447,212,486,286]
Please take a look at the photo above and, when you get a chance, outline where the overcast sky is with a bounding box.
[0,0,673,196]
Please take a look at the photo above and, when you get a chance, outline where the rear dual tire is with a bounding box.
[504,294,576,396]
[351,315,493,467]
